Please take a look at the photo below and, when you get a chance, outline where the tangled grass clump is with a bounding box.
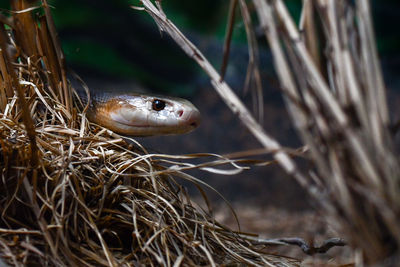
[0,1,302,266]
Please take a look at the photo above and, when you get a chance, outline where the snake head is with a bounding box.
[92,94,201,136]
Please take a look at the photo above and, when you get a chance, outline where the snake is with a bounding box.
[3,21,201,137]
[73,78,201,136]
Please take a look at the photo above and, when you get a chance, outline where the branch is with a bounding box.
[252,237,347,255]
[136,0,316,193]
[220,0,237,80]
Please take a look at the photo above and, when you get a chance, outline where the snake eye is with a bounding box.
[152,99,166,111]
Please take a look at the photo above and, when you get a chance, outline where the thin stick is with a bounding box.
[0,24,38,169]
[42,0,71,114]
[138,0,314,191]
[220,0,237,81]
[238,0,264,122]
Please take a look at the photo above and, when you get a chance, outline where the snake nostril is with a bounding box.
[177,110,184,117]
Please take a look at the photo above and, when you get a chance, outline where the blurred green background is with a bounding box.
[0,0,398,95]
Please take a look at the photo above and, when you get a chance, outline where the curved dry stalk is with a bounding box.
[138,0,313,193]
[0,2,303,266]
[137,0,400,264]
[252,0,400,264]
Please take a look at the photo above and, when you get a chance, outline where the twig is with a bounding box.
[0,228,42,235]
[238,0,264,122]
[42,0,71,114]
[0,24,38,169]
[137,0,315,192]
[220,0,237,81]
[252,236,346,255]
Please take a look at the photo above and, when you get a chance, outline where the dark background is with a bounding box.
[1,0,399,211]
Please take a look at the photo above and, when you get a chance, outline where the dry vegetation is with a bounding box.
[0,0,300,266]
[0,0,399,266]
[139,0,400,266]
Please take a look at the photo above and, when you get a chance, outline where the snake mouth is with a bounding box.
[113,120,156,128]
[111,105,201,129]
[110,121,197,136]
[115,120,199,130]
[106,113,200,136]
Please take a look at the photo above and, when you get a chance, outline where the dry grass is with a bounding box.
[0,1,305,266]
[1,0,398,266]
[138,0,400,266]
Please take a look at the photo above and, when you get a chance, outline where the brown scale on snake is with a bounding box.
[74,82,201,136]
